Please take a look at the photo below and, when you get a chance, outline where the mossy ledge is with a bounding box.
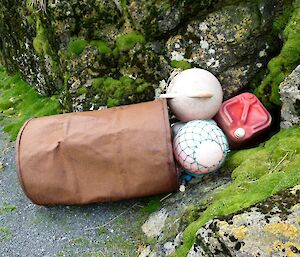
[255,0,300,107]
[114,32,145,55]
[0,66,61,140]
[33,18,51,56]
[173,124,300,256]
[92,76,154,108]
[67,37,89,57]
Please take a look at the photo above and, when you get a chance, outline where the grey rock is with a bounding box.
[280,65,300,129]
[139,245,152,257]
[188,185,300,257]
[142,209,169,238]
[141,174,231,256]
[163,233,183,256]
[165,1,278,98]
[127,1,184,38]
[128,0,219,38]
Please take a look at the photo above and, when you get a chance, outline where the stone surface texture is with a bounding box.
[0,0,287,111]
[166,1,278,99]
[140,185,300,257]
[187,186,300,257]
[139,174,232,256]
[280,65,300,129]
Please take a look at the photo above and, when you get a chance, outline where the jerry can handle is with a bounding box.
[241,96,256,124]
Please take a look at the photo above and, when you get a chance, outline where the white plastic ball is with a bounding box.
[173,120,229,176]
[167,68,223,121]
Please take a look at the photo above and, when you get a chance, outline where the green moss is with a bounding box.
[26,0,35,12]
[107,98,120,107]
[171,60,191,70]
[115,32,145,53]
[0,203,16,214]
[104,235,137,257]
[3,107,16,116]
[26,15,35,26]
[0,99,14,110]
[0,227,11,241]
[78,87,88,95]
[59,72,72,113]
[272,0,294,34]
[69,237,90,247]
[67,37,88,57]
[255,0,300,107]
[92,77,105,88]
[120,0,127,9]
[90,40,112,55]
[181,204,199,226]
[33,18,51,56]
[161,2,171,12]
[173,125,300,257]
[0,66,61,140]
[141,196,162,214]
[32,18,61,86]
[92,77,106,95]
[91,76,154,107]
[83,252,105,257]
[26,0,46,13]
[96,226,108,236]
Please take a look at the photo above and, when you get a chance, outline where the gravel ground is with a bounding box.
[0,129,150,257]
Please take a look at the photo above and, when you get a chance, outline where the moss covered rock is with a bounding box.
[128,0,218,39]
[255,0,300,107]
[141,124,300,256]
[139,174,231,256]
[188,186,300,256]
[0,0,61,95]
[0,0,298,111]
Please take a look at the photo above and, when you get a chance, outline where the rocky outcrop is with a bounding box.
[0,0,289,111]
[138,174,232,257]
[187,185,300,257]
[127,0,217,38]
[166,1,278,98]
[139,185,300,257]
[280,65,300,128]
[138,124,300,256]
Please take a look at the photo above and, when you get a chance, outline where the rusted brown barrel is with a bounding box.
[16,100,178,205]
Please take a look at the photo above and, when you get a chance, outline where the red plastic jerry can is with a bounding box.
[214,93,272,149]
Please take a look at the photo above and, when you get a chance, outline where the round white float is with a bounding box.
[164,68,223,122]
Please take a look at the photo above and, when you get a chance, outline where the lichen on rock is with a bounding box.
[187,186,300,256]
[0,0,297,111]
[280,65,300,128]
[165,1,280,99]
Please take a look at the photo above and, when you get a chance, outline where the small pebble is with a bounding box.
[179,185,186,192]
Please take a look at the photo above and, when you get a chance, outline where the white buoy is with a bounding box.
[160,68,223,122]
